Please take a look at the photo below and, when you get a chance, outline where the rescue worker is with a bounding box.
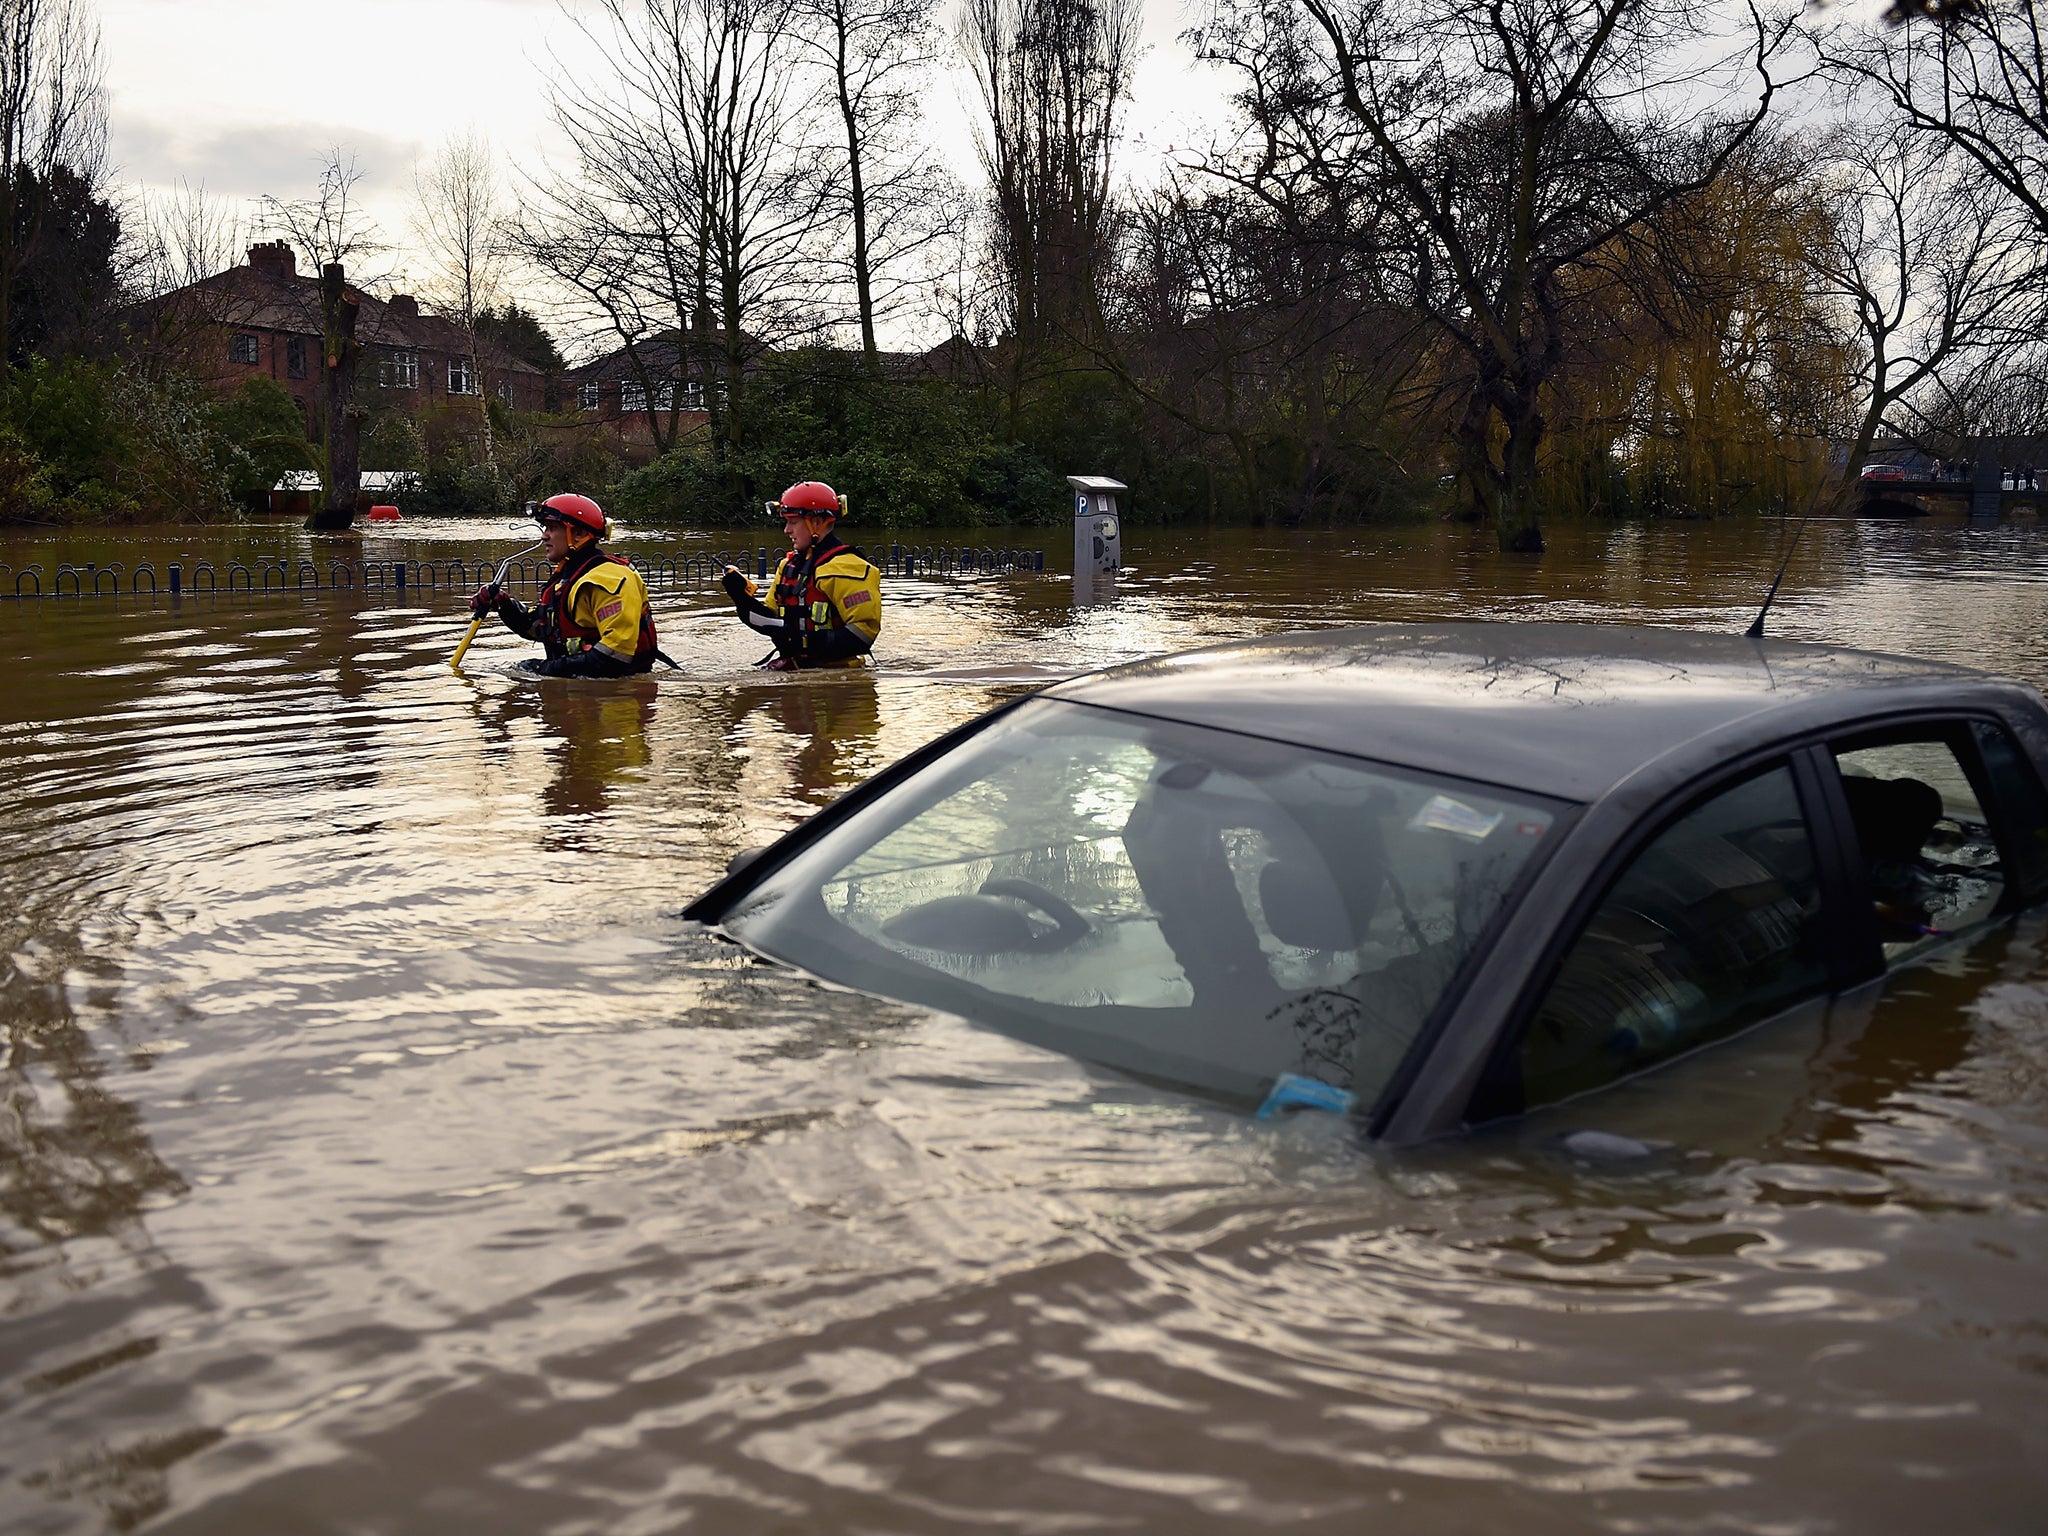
[721,481,882,669]
[470,493,664,677]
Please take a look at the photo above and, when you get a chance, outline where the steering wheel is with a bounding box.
[979,878,1094,951]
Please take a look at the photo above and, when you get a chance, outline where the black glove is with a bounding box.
[469,583,499,617]
[721,567,752,601]
[495,593,534,639]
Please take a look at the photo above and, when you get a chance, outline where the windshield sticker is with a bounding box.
[1411,794,1503,840]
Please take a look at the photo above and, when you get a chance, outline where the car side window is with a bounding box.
[1518,765,1828,1110]
[1971,721,2048,903]
[1832,733,2004,963]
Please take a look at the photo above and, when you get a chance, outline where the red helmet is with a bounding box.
[777,481,841,516]
[534,492,606,535]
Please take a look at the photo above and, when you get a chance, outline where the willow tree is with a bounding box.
[1560,134,1852,519]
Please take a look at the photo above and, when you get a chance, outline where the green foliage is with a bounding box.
[400,458,518,518]
[4,356,131,519]
[0,359,320,523]
[208,377,315,508]
[476,304,565,375]
[7,164,123,363]
[0,422,54,518]
[9,355,124,489]
[362,411,427,473]
[609,350,1069,529]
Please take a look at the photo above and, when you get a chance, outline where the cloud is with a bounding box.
[112,118,424,202]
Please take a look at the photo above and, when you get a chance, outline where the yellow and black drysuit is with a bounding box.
[724,534,882,668]
[493,545,661,677]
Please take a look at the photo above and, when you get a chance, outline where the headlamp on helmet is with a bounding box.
[771,480,843,519]
[533,492,607,536]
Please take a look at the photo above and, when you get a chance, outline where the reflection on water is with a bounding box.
[531,678,658,823]
[1,516,2046,1533]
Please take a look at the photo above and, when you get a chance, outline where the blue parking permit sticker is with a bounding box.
[1255,1073,1358,1119]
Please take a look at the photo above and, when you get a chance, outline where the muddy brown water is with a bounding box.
[2,514,2046,1534]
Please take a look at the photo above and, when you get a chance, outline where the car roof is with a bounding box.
[1043,622,2014,802]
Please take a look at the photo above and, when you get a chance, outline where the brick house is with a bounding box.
[563,330,720,464]
[147,241,546,431]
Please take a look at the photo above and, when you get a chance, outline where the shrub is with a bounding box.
[610,352,1070,529]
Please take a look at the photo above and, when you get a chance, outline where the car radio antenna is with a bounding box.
[1745,484,1821,640]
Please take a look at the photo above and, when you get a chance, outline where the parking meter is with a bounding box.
[1066,475,1124,606]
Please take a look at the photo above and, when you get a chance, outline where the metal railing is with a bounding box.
[0,545,1047,601]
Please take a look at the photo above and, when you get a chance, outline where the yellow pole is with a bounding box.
[449,612,489,670]
[450,541,542,671]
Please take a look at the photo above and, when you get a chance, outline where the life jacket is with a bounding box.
[769,535,880,656]
[537,546,658,670]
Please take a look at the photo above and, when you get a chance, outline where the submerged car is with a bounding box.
[686,625,2048,1142]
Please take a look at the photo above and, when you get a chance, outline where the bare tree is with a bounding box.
[526,0,833,461]
[0,0,106,378]
[414,128,509,458]
[1817,3,2048,245]
[1200,0,1794,550]
[119,178,256,382]
[312,259,363,529]
[259,150,383,528]
[792,0,948,370]
[263,148,383,278]
[1806,117,2027,489]
[130,178,249,298]
[960,0,1141,382]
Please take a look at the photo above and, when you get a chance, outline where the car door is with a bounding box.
[1463,715,2048,1127]
[1463,757,1850,1122]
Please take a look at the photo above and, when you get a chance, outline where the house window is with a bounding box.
[380,349,419,389]
[285,337,306,379]
[620,380,677,413]
[496,378,513,403]
[682,380,705,411]
[578,380,599,411]
[229,332,259,365]
[447,356,478,396]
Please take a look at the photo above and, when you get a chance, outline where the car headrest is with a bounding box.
[1840,773,1944,862]
[1259,858,1358,951]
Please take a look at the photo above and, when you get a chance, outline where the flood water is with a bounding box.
[3,513,2047,1534]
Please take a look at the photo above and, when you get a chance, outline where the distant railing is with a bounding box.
[0,545,1048,600]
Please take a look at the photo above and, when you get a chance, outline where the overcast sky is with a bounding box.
[101,0,1224,344]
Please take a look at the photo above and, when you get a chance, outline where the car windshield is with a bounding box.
[722,699,1569,1112]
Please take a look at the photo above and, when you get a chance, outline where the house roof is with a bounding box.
[156,255,542,376]
[566,327,757,382]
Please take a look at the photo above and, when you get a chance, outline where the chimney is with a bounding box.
[388,293,419,318]
[247,241,296,279]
